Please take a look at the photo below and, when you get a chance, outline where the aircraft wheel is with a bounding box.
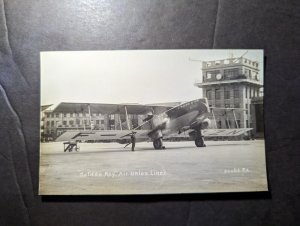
[153,138,163,150]
[195,137,206,147]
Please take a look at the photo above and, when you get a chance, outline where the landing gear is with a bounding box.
[153,138,165,150]
[194,129,206,148]
[63,141,80,152]
[195,136,205,147]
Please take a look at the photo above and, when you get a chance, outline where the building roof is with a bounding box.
[41,104,53,111]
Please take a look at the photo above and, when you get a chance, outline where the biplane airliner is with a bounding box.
[54,98,252,152]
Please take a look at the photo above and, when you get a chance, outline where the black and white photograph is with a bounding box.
[39,49,267,195]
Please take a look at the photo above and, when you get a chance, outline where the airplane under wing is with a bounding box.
[202,128,253,137]
[56,128,253,143]
[55,130,150,142]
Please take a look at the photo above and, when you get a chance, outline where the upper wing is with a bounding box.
[52,102,173,115]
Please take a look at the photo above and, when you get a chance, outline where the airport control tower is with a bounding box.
[194,57,263,129]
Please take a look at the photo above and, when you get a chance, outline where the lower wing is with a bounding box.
[163,128,253,139]
[202,128,253,137]
[55,130,150,142]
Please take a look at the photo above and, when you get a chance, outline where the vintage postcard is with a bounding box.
[39,50,267,195]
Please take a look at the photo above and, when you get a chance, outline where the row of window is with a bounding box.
[205,59,258,67]
[206,87,240,100]
[45,112,106,118]
[211,103,241,108]
[46,119,106,127]
[206,87,259,100]
[245,87,260,98]
[44,113,140,119]
[205,68,259,80]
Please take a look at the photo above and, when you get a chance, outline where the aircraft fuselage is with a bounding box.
[151,98,210,137]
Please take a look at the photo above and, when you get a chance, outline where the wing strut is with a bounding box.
[232,109,239,128]
[88,104,92,129]
[124,106,130,130]
[118,113,123,130]
[211,108,217,129]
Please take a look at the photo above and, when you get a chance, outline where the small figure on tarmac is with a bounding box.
[130,133,136,152]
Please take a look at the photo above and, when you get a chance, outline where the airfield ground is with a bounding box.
[39,140,268,195]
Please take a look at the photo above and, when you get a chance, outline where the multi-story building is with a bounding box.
[195,57,263,131]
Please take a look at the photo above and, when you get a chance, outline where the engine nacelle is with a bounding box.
[190,117,211,130]
[200,118,210,129]
[143,113,153,122]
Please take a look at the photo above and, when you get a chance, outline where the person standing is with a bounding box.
[131,133,136,152]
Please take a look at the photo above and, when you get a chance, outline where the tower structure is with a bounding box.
[195,57,263,129]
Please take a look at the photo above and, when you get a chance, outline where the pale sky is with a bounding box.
[41,49,263,106]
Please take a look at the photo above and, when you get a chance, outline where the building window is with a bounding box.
[245,69,252,78]
[224,87,230,99]
[217,121,222,129]
[224,68,239,79]
[255,73,259,80]
[69,120,74,126]
[63,121,67,126]
[55,113,59,118]
[234,103,240,108]
[46,121,50,126]
[245,104,249,115]
[76,119,81,125]
[63,113,67,117]
[46,113,50,118]
[206,72,212,79]
[51,121,54,126]
[206,90,212,100]
[215,89,221,100]
[101,120,104,124]
[246,120,249,128]
[234,87,240,98]
[96,120,100,125]
[206,70,220,80]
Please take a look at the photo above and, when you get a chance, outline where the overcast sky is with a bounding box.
[41,49,263,106]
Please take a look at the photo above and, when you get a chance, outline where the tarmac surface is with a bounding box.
[39,140,268,195]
